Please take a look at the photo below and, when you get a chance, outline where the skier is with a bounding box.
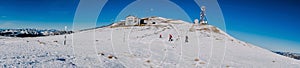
[169,34,173,41]
[185,36,188,42]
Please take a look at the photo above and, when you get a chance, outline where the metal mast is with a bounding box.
[200,6,207,25]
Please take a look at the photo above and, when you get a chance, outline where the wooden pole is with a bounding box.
[64,26,67,45]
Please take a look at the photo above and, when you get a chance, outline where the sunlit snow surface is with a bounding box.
[1,21,300,68]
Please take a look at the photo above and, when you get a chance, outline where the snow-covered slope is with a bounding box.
[0,19,300,68]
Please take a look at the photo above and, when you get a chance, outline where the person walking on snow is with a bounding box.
[185,36,188,42]
[169,34,173,41]
[159,34,162,38]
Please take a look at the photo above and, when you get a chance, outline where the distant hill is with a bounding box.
[272,51,300,60]
[0,29,73,37]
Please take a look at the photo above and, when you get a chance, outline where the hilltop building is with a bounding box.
[194,19,199,25]
[125,15,139,26]
[125,15,167,26]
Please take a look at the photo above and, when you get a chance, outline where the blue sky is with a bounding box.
[0,0,299,52]
[218,0,300,52]
[0,0,79,30]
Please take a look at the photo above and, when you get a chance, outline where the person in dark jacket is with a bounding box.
[169,34,173,41]
[159,34,162,38]
[185,36,188,42]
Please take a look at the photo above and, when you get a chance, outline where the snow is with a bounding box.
[0,19,300,68]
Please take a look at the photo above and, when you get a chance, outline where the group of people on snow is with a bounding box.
[159,34,188,42]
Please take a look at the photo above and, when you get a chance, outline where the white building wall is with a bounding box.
[125,16,139,26]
